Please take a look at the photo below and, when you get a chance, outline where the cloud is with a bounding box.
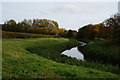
[58,5,82,12]
[40,5,92,15]
[40,4,103,15]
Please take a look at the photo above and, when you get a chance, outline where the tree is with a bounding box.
[6,19,16,25]
[20,19,32,27]
[58,28,68,37]
[77,24,100,40]
[33,19,59,28]
[103,14,120,43]
[2,19,61,36]
[67,29,77,38]
[2,19,17,32]
[51,21,59,28]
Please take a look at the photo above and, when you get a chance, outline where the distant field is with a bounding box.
[2,38,119,79]
[2,31,56,38]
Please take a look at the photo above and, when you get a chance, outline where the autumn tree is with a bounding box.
[6,19,16,25]
[103,14,120,43]
[66,29,77,38]
[77,24,100,40]
[33,19,59,28]
[2,19,17,31]
[20,19,32,27]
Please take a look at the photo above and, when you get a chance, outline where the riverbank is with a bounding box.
[27,39,120,74]
[79,40,120,66]
[2,38,119,78]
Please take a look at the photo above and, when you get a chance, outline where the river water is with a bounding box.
[61,41,86,60]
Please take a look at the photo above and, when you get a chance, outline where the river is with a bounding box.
[61,41,87,61]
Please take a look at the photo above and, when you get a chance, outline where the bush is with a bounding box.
[2,31,56,38]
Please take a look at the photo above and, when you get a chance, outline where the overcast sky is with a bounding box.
[1,1,119,30]
[0,0,120,2]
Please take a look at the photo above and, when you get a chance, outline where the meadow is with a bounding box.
[79,40,120,66]
[2,38,120,79]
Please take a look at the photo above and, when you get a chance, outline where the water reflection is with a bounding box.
[61,47,84,60]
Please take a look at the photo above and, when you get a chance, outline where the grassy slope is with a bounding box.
[2,38,118,78]
[27,40,120,74]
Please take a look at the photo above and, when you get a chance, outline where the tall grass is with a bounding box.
[79,40,120,66]
[27,43,120,74]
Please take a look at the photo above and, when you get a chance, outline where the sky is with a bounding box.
[1,1,119,30]
[0,0,120,2]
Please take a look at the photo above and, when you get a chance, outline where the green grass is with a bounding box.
[2,38,119,79]
[79,40,120,66]
[27,39,120,74]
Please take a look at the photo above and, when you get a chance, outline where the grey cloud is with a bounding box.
[40,5,96,15]
[40,3,113,15]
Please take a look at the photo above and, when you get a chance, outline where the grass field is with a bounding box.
[2,38,119,79]
[79,40,120,66]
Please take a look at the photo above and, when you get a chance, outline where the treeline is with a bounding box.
[2,14,120,42]
[77,14,120,44]
[2,19,69,37]
[2,31,56,38]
